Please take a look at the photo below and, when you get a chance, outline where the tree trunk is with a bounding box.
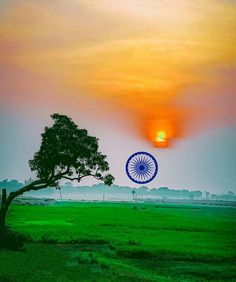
[0,189,8,230]
[0,181,48,231]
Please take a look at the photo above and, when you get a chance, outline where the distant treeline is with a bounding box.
[0,179,235,201]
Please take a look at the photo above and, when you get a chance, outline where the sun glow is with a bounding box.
[155,130,169,147]
[0,0,235,148]
[145,118,179,148]
[156,131,166,142]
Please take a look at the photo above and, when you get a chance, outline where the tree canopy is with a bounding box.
[29,113,114,187]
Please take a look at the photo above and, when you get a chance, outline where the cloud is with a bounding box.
[0,0,236,147]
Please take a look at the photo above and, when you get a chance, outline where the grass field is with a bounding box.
[0,202,236,282]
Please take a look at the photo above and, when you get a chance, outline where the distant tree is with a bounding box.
[189,192,194,201]
[162,196,167,202]
[0,114,114,230]
[211,194,217,200]
[132,190,136,200]
[138,186,148,194]
[157,187,170,196]
[228,191,234,196]
[194,191,202,198]
[24,178,33,186]
[189,190,202,201]
[0,179,23,192]
[205,191,210,200]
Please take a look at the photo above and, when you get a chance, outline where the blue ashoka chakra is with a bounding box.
[126,152,158,184]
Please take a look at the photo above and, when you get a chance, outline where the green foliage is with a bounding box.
[29,113,114,186]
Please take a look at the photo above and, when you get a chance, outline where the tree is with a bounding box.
[0,114,114,230]
[205,191,210,200]
[189,192,194,201]
[132,190,136,200]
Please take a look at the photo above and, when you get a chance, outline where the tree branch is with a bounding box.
[63,176,80,181]
[51,166,71,183]
[63,172,101,183]
[6,180,48,207]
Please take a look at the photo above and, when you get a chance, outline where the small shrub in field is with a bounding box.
[77,252,98,264]
[127,240,142,246]
[76,252,110,272]
[39,235,59,244]
[72,238,110,245]
[0,227,28,251]
[117,248,156,259]
[0,274,14,282]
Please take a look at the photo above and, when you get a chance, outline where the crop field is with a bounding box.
[0,202,236,282]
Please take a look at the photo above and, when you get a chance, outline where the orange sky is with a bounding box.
[0,0,236,147]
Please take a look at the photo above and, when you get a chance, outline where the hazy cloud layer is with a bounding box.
[1,0,236,145]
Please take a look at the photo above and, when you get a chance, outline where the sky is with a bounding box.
[0,0,236,193]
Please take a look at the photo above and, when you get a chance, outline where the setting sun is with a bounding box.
[145,119,178,148]
[155,130,168,147]
[156,131,166,142]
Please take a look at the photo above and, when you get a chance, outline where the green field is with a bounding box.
[0,202,236,282]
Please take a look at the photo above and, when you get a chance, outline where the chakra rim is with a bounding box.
[126,152,158,184]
